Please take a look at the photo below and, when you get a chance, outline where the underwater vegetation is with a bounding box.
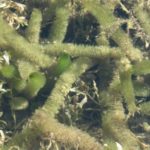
[0,0,150,149]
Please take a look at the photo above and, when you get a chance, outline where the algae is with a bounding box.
[0,0,150,150]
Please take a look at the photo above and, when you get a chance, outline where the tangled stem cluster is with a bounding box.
[0,0,150,150]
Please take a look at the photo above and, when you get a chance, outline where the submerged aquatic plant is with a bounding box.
[0,0,150,150]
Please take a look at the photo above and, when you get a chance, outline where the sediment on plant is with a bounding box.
[0,0,150,150]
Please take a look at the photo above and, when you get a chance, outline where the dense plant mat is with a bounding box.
[0,0,150,149]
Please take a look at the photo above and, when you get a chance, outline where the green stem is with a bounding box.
[25,9,42,43]
[43,43,122,59]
